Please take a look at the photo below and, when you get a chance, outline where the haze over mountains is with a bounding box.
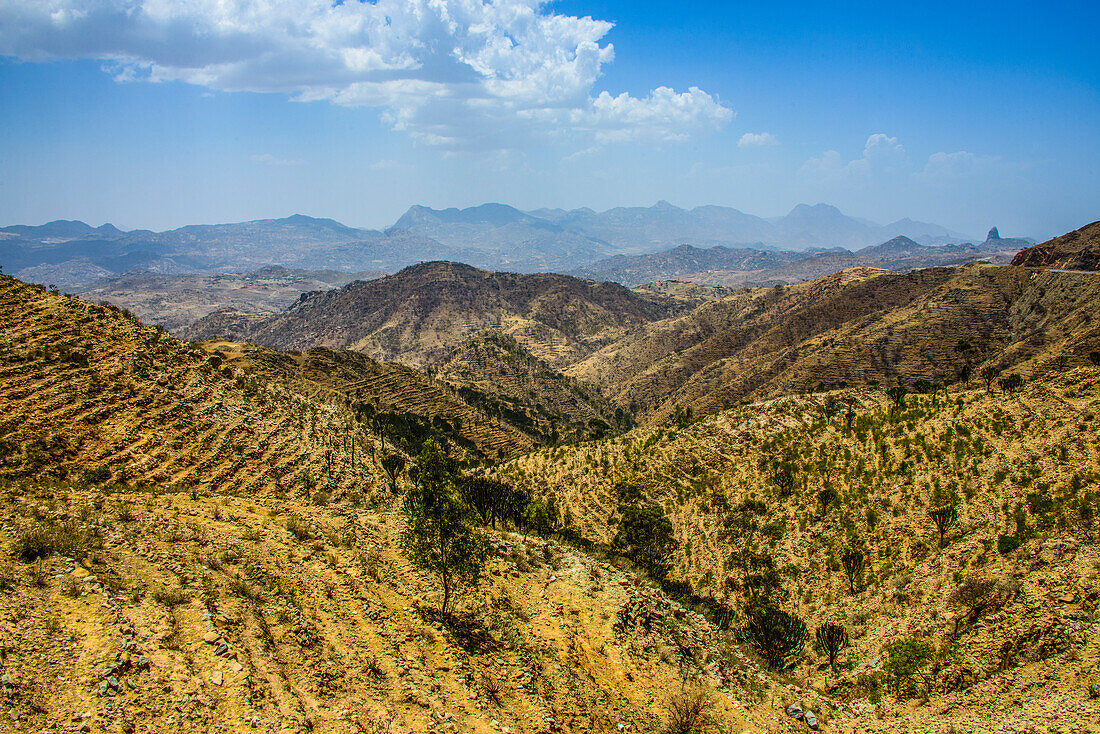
[2,201,1015,288]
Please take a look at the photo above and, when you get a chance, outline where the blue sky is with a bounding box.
[0,0,1096,240]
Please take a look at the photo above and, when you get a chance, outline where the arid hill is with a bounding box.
[202,341,538,460]
[1011,220,1100,271]
[501,373,1100,732]
[184,261,685,368]
[436,331,631,444]
[568,264,1100,425]
[0,273,799,734]
[0,274,371,493]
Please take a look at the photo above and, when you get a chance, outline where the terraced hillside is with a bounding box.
[436,332,631,444]
[0,275,374,495]
[0,275,810,734]
[206,341,538,459]
[569,264,1100,426]
[501,372,1100,731]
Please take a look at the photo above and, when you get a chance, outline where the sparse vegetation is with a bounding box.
[743,606,808,670]
[883,638,935,699]
[400,440,488,619]
[930,505,958,548]
[663,687,714,734]
[815,622,849,672]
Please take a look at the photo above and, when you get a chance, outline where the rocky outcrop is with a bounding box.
[1011,221,1100,271]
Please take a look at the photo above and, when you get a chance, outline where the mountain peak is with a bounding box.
[788,203,844,217]
[987,226,1001,241]
[857,235,925,257]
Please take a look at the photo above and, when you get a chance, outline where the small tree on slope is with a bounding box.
[400,440,487,620]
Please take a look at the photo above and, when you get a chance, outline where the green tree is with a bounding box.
[815,623,849,672]
[522,499,552,540]
[886,386,907,410]
[999,373,1023,395]
[771,469,795,498]
[381,454,405,492]
[883,638,935,699]
[460,475,512,528]
[980,365,998,394]
[743,606,808,670]
[841,546,865,594]
[958,362,972,387]
[613,503,677,582]
[930,505,958,548]
[400,441,487,619]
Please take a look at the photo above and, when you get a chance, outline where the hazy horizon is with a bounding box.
[2,0,1097,241]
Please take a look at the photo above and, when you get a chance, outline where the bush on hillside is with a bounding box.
[743,606,808,671]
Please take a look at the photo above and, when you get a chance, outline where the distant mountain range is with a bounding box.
[1,203,1024,287]
[569,231,1029,287]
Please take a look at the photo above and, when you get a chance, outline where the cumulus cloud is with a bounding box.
[738,132,778,148]
[920,151,979,179]
[801,133,906,183]
[0,0,732,149]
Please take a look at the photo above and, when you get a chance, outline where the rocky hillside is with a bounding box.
[207,341,537,460]
[0,274,807,734]
[500,372,1100,732]
[1012,221,1100,271]
[568,264,1100,426]
[436,331,631,445]
[0,275,373,493]
[184,261,685,368]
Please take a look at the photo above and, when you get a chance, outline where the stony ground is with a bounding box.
[502,370,1100,732]
[0,479,846,734]
[4,273,1100,733]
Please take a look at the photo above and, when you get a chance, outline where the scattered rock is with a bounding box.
[804,710,818,730]
[785,703,804,720]
[211,671,223,687]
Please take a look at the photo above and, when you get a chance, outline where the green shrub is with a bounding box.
[286,514,311,541]
[743,606,808,670]
[884,638,935,699]
[815,622,849,671]
[13,519,90,562]
[84,466,111,484]
[997,534,1021,555]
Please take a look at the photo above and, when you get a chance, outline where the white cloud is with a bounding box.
[251,153,302,167]
[368,159,402,171]
[800,133,906,183]
[738,132,778,148]
[919,151,979,180]
[0,0,732,150]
